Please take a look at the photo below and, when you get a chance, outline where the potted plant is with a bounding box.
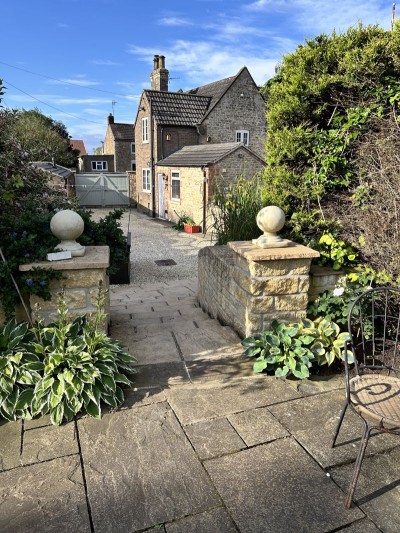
[183,216,201,234]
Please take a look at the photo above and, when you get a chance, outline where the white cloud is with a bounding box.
[129,41,277,86]
[52,78,101,87]
[159,16,193,26]
[57,22,69,28]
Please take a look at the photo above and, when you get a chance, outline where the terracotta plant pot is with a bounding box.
[183,224,201,234]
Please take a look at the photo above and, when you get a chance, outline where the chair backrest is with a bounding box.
[348,287,400,375]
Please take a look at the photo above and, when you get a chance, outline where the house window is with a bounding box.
[171,171,180,201]
[142,118,149,143]
[131,142,135,154]
[142,168,151,192]
[236,130,249,146]
[131,161,136,171]
[91,160,108,171]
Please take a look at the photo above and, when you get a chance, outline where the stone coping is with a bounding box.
[228,241,320,261]
[19,246,110,271]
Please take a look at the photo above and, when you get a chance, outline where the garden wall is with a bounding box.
[198,241,320,338]
[18,246,110,328]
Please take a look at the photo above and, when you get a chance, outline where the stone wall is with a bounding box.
[198,241,319,338]
[199,68,266,159]
[308,265,344,302]
[18,246,110,329]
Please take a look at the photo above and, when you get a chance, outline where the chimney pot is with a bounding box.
[159,55,165,68]
[153,55,159,69]
[108,113,114,125]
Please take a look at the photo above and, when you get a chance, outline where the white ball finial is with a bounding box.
[50,210,86,257]
[252,206,291,248]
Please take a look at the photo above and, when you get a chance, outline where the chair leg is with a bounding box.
[345,423,371,508]
[331,401,348,448]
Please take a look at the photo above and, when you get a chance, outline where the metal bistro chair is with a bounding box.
[331,286,400,508]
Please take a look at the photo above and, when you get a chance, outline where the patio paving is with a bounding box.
[0,209,399,532]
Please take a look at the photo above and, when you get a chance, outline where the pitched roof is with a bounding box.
[32,161,74,179]
[110,123,134,140]
[70,139,87,155]
[186,73,237,117]
[145,90,211,126]
[157,142,260,167]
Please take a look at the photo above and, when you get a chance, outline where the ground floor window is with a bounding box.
[91,160,108,171]
[142,168,151,192]
[171,171,180,201]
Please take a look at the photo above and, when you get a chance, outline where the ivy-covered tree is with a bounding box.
[262,22,400,278]
[10,108,80,167]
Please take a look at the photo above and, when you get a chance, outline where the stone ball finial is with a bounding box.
[252,206,291,249]
[50,210,86,257]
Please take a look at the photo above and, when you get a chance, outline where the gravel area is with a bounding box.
[86,207,215,285]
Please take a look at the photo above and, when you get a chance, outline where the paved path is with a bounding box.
[1,208,399,532]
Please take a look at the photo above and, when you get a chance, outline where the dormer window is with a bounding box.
[236,130,249,146]
[142,117,149,143]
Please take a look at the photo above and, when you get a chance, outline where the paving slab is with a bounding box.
[187,355,255,383]
[204,438,363,533]
[165,376,301,425]
[332,445,400,532]
[0,455,90,532]
[133,361,190,388]
[21,422,78,464]
[228,406,289,447]
[286,373,345,395]
[0,420,21,471]
[336,518,382,532]
[173,328,243,360]
[123,386,167,409]
[78,402,220,533]
[184,418,246,459]
[165,507,238,533]
[129,331,181,365]
[269,390,400,468]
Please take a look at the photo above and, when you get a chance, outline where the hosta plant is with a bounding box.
[0,286,136,425]
[242,320,317,379]
[0,319,42,421]
[29,287,136,425]
[242,317,354,379]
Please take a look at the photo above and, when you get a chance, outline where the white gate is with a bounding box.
[75,173,130,206]
[157,173,166,219]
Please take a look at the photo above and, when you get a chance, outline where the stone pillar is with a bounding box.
[228,241,320,337]
[19,246,110,328]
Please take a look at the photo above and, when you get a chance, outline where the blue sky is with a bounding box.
[1,0,395,154]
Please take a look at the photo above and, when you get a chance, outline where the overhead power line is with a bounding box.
[0,59,135,97]
[3,79,104,125]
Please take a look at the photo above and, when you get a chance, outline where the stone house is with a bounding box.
[156,143,265,231]
[103,114,135,172]
[134,55,266,219]
[78,116,134,174]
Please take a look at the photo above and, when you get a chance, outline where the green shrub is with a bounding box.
[0,287,136,425]
[242,318,353,379]
[211,176,263,244]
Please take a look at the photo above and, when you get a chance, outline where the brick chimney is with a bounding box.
[150,54,169,92]
[108,113,114,125]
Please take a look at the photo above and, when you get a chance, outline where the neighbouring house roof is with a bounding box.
[110,123,134,140]
[32,161,74,179]
[145,90,211,126]
[70,139,87,156]
[157,142,265,167]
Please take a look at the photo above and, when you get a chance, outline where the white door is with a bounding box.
[157,173,166,219]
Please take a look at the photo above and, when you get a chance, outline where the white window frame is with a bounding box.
[142,168,151,192]
[91,160,108,171]
[171,170,180,202]
[236,130,249,146]
[142,117,149,143]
